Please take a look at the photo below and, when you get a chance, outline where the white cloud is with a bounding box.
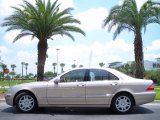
[58,0,75,9]
[144,40,160,60]
[11,51,37,74]
[0,46,12,64]
[146,40,160,52]
[144,53,160,61]
[3,28,65,46]
[75,7,108,31]
[4,31,39,46]
[135,0,147,10]
[0,0,23,17]
[1,38,134,74]
[46,39,134,71]
[0,46,11,55]
[16,51,37,63]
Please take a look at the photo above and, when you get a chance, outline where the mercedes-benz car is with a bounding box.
[5,68,155,113]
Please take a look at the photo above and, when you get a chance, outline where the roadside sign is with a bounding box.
[4,69,9,74]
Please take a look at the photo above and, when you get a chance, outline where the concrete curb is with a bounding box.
[0,98,5,102]
[0,94,5,102]
[154,100,160,103]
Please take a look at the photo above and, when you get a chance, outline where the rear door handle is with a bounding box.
[111,82,118,86]
[77,84,85,87]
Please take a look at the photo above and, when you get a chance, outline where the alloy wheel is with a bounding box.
[115,95,131,112]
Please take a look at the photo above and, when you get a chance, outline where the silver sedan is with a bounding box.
[5,68,155,113]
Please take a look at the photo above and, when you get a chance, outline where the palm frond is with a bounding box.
[61,31,75,41]
[103,0,160,39]
[13,32,33,43]
[1,0,85,43]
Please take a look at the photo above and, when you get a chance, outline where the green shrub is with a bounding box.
[145,70,160,85]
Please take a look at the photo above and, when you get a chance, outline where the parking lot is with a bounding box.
[0,101,160,120]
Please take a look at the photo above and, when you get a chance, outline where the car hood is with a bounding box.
[10,81,48,90]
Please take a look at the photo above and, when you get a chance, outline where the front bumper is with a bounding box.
[4,92,14,106]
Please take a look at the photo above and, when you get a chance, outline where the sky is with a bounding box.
[0,0,160,75]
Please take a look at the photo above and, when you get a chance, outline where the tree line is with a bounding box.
[0,62,84,80]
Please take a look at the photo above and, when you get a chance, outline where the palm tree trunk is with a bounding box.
[12,68,14,79]
[26,67,27,76]
[61,67,63,73]
[53,66,55,73]
[134,30,144,79]
[22,64,23,78]
[37,40,48,81]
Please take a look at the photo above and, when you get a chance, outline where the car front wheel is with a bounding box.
[111,93,134,114]
[15,92,37,113]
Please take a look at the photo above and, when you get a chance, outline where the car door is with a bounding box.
[85,69,120,105]
[47,69,87,105]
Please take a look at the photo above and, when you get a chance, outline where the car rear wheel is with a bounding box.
[15,92,37,113]
[111,93,134,114]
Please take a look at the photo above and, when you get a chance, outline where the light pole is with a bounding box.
[56,49,60,75]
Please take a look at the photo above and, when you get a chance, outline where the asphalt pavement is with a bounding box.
[0,101,160,120]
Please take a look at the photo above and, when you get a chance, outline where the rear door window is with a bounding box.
[89,69,119,81]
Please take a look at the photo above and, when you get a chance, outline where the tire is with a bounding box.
[111,93,134,114]
[15,92,38,113]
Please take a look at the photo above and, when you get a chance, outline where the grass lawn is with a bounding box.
[0,88,8,93]
[0,79,35,86]
[0,79,36,93]
[155,86,160,100]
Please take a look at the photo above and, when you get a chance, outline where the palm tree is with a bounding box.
[1,0,85,81]
[0,64,7,79]
[11,64,16,79]
[21,62,25,78]
[60,63,65,73]
[99,62,105,67]
[52,63,57,74]
[103,0,160,78]
[28,73,34,78]
[71,64,76,68]
[24,63,28,77]
[79,65,83,68]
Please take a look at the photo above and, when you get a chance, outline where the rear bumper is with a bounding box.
[133,91,156,105]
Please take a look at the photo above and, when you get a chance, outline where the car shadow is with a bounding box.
[2,106,154,115]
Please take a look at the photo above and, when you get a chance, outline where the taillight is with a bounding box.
[147,83,155,91]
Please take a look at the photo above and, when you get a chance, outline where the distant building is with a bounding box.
[108,62,125,68]
[0,50,3,72]
[108,58,160,71]
[144,58,160,70]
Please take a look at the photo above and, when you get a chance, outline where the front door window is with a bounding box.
[60,69,86,82]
